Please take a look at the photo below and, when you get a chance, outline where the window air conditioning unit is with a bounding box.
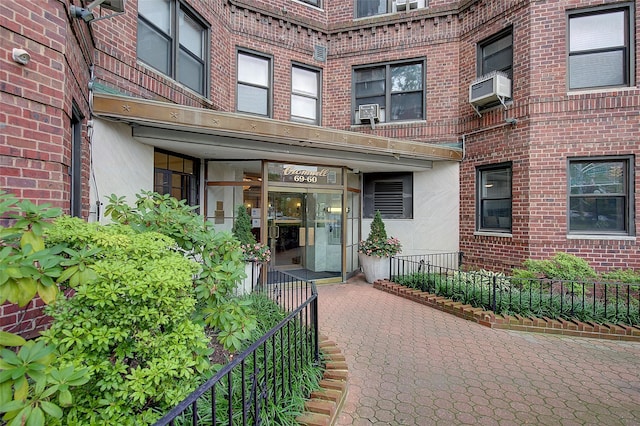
[359,104,380,123]
[469,71,511,116]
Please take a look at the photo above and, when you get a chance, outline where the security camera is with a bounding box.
[12,48,30,65]
[71,0,126,23]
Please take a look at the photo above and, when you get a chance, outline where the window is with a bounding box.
[137,0,209,96]
[291,65,321,125]
[568,5,633,90]
[154,150,199,206]
[356,0,427,18]
[237,51,272,116]
[363,173,413,219]
[478,28,513,79]
[568,158,633,235]
[70,105,83,218]
[354,60,424,124]
[299,0,321,7]
[477,164,512,232]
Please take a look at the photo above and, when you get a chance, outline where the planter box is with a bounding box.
[237,262,261,296]
[358,253,390,283]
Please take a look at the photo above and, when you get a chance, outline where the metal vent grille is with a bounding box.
[471,79,493,99]
[313,45,327,62]
[374,181,404,216]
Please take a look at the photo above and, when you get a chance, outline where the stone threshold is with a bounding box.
[296,335,349,426]
[374,280,640,342]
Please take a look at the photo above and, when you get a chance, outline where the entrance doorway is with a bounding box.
[268,189,343,282]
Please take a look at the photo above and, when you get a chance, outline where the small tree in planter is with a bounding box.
[232,205,256,247]
[232,206,270,294]
[358,211,401,283]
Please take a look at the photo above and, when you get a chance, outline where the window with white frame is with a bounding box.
[356,0,426,18]
[137,0,209,96]
[477,164,512,232]
[237,51,272,117]
[568,4,633,90]
[291,65,321,125]
[363,172,413,219]
[568,157,633,235]
[478,27,513,79]
[354,60,424,124]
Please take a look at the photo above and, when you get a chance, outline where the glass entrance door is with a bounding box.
[268,189,343,281]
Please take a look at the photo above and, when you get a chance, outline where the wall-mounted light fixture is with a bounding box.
[71,0,126,23]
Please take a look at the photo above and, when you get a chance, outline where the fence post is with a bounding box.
[311,282,319,364]
[492,275,497,312]
[458,251,464,269]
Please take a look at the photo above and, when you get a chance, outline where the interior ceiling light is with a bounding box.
[71,0,126,23]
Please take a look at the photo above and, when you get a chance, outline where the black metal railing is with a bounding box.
[391,252,462,279]
[152,268,319,426]
[390,256,640,326]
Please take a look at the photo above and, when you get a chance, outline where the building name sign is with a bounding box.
[268,163,342,185]
[283,166,330,183]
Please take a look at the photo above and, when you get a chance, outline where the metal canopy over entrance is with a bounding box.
[91,93,463,174]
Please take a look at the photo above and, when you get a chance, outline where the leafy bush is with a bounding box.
[104,191,257,352]
[513,252,597,281]
[0,192,89,426]
[601,269,640,285]
[41,217,211,425]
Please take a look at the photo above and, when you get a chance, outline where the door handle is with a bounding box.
[299,227,305,246]
[269,225,279,239]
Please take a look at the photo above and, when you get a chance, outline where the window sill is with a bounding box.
[566,234,636,241]
[474,231,512,238]
[136,60,212,104]
[567,86,639,97]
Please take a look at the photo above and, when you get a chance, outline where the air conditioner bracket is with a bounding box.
[472,95,510,118]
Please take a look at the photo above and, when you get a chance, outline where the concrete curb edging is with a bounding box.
[296,335,349,426]
[374,280,640,342]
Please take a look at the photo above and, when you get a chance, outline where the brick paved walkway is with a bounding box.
[316,276,640,426]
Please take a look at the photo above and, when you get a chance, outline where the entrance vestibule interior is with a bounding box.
[205,161,360,283]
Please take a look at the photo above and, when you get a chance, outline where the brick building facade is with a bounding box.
[1,0,638,335]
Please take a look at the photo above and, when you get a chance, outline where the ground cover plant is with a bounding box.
[171,292,323,426]
[394,253,639,326]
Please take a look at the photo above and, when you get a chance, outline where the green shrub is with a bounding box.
[42,217,211,425]
[104,191,256,353]
[600,269,640,284]
[232,205,256,246]
[0,192,89,426]
[515,252,597,281]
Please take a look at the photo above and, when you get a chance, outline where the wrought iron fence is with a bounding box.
[391,252,462,277]
[391,255,640,326]
[152,268,319,426]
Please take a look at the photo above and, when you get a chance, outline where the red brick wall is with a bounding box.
[1,0,94,337]
[2,0,638,336]
[459,1,640,272]
[1,0,92,215]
